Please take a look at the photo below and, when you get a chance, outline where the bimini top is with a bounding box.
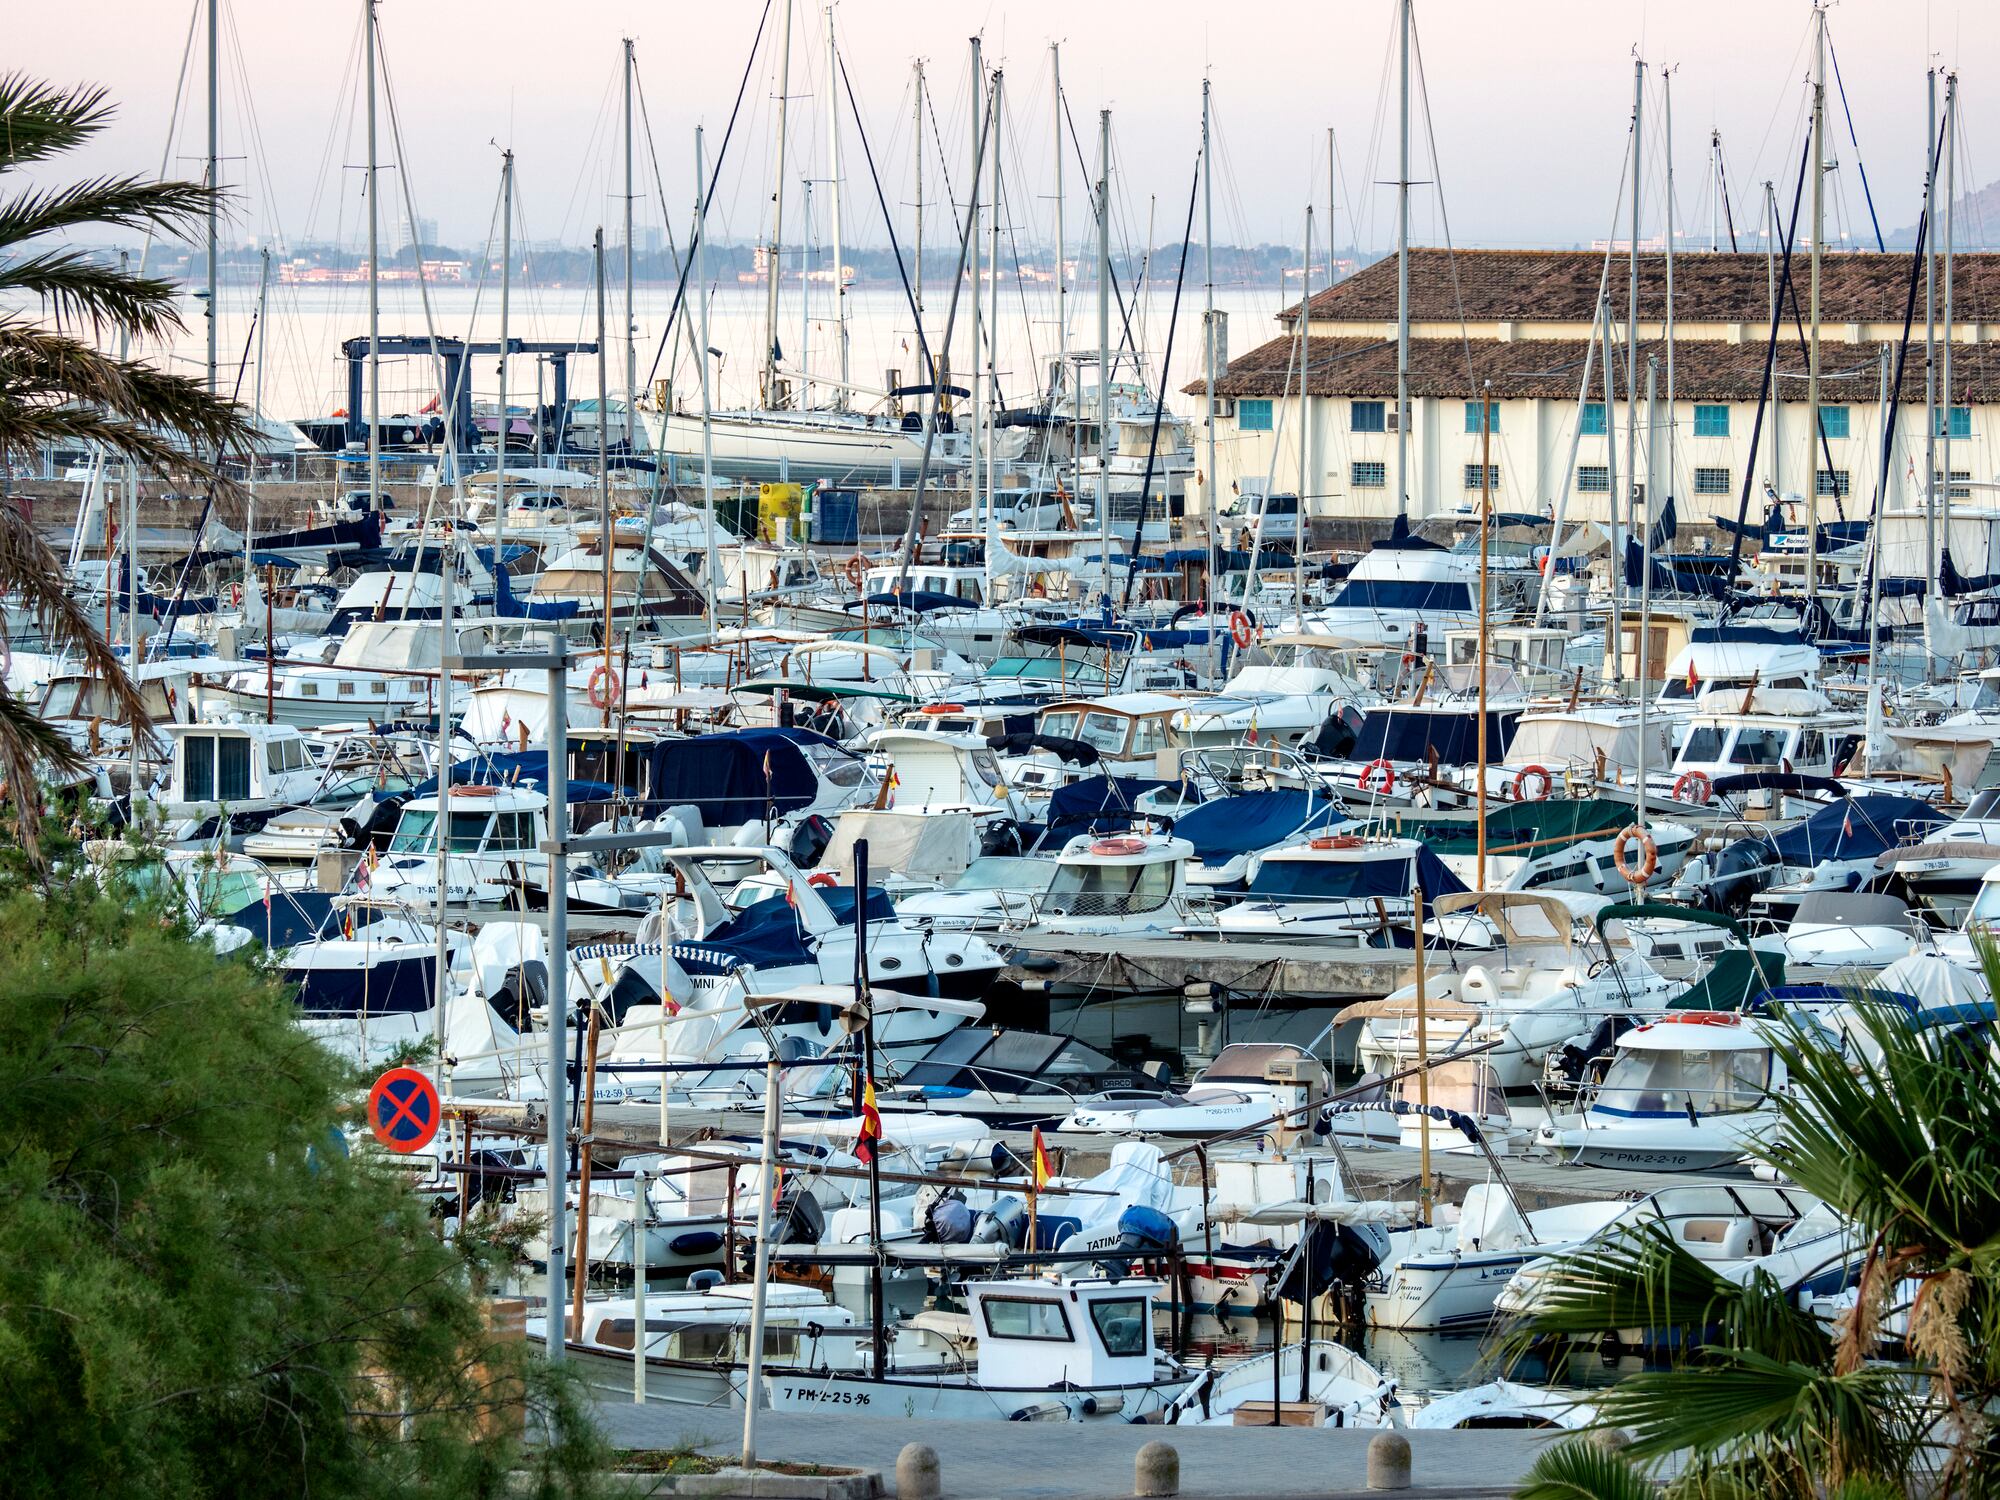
[1430,890,1576,949]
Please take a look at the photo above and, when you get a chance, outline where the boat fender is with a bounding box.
[668,1229,725,1258]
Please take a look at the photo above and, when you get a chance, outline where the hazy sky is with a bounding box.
[14,1,1998,258]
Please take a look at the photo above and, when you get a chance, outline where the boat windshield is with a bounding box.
[1968,880,2000,927]
[1594,1044,1771,1118]
[1042,857,1174,916]
[951,856,1052,894]
[389,809,494,852]
[1248,854,1410,900]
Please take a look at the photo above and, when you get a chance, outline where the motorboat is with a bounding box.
[1351,892,1678,1100]
[1674,785,1946,919]
[1405,1381,1598,1430]
[1772,891,1929,978]
[894,854,1058,932]
[1169,784,1353,891]
[1161,1341,1397,1429]
[1426,797,1696,897]
[1536,1011,1790,1171]
[875,1029,1172,1128]
[1366,1183,1628,1333]
[1203,834,1466,946]
[1011,831,1204,938]
[1304,547,1483,651]
[156,720,327,843]
[1165,634,1375,752]
[1063,1042,1330,1138]
[367,783,556,908]
[1872,786,2000,922]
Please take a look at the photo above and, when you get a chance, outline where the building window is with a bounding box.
[1936,406,1972,440]
[1580,402,1606,436]
[1464,463,1500,491]
[1577,465,1609,494]
[1816,468,1850,498]
[1464,400,1499,434]
[1819,405,1850,440]
[1694,467,1732,496]
[1936,469,1972,500]
[1350,400,1385,433]
[1239,399,1273,432]
[1693,404,1730,438]
[1351,461,1386,488]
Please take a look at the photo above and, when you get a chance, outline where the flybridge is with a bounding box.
[337,335,600,464]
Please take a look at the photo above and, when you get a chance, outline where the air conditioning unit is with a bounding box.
[1385,410,1401,433]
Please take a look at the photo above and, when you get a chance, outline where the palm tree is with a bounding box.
[1510,938,2000,1500]
[0,73,254,853]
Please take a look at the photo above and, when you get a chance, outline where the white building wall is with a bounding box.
[1211,387,2000,529]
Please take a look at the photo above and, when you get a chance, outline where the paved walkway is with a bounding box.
[594,1401,1559,1498]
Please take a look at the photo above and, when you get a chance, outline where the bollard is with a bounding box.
[1590,1427,1633,1454]
[1366,1431,1411,1491]
[1134,1440,1180,1498]
[896,1442,941,1500]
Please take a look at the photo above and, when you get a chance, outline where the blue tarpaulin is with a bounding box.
[1247,842,1467,900]
[1762,793,1945,868]
[644,728,850,828]
[409,751,613,803]
[1173,789,1348,867]
[1044,774,1176,836]
[670,885,894,976]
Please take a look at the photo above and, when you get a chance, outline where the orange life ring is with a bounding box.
[1670,770,1713,806]
[807,871,838,889]
[586,663,622,710]
[1652,1011,1742,1029]
[1512,764,1554,803]
[1089,835,1149,857]
[1309,833,1365,851]
[922,703,965,715]
[844,555,868,591]
[1229,612,1253,649]
[1612,824,1658,885]
[1358,758,1396,797]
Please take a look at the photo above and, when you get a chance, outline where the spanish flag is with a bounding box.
[1030,1125,1053,1191]
[855,1076,883,1166]
[1686,659,1699,695]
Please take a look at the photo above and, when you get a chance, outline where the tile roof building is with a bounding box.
[1183,248,2000,527]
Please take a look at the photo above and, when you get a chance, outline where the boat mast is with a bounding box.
[496,149,513,567]
[913,61,924,339]
[762,0,795,409]
[1664,69,1677,545]
[1924,69,1938,605]
[204,0,219,398]
[596,229,615,708]
[1202,76,1216,671]
[1298,204,1312,622]
[1942,72,1958,560]
[1395,0,1411,521]
[698,127,720,624]
[968,37,982,556]
[1710,131,1720,252]
[1806,3,1827,599]
[365,0,381,511]
[825,6,848,410]
[1097,108,1112,605]
[1621,57,1642,684]
[624,40,639,454]
[1053,44,1066,395]
[1476,375,1491,888]
[247,248,269,624]
[800,179,812,412]
[986,67,1004,603]
[1765,181,1781,504]
[1637,355,1657,838]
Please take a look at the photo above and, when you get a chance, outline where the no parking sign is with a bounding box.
[367,1066,441,1154]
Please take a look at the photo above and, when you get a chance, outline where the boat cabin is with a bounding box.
[386,785,547,859]
[1441,626,1570,694]
[1667,694,1855,782]
[1036,693,1187,770]
[1037,833,1192,924]
[965,1278,1163,1391]
[165,721,322,816]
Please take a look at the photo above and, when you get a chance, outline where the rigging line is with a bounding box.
[633,63,709,393]
[1726,130,1815,583]
[1825,33,1885,253]
[640,0,776,397]
[1408,13,1482,411]
[1057,94,1148,388]
[137,0,203,287]
[921,75,958,217]
[1717,137,1740,251]
[1120,150,1201,610]
[836,49,937,389]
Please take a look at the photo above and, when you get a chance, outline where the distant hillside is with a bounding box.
[1887,178,2000,249]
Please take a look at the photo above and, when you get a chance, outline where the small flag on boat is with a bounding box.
[763,749,774,783]
[1030,1126,1052,1191]
[1842,807,1855,839]
[1686,660,1699,694]
[855,1076,883,1166]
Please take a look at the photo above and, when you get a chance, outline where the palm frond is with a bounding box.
[0,176,219,254]
[1764,1002,2000,1270]
[0,75,112,171]
[1499,1224,1830,1368]
[0,685,83,864]
[0,250,186,340]
[1513,1439,1655,1500]
[0,503,154,749]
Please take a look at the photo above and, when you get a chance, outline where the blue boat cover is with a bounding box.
[491,559,582,620]
[644,728,851,827]
[1351,708,1519,765]
[1746,793,1946,870]
[1174,789,1348,866]
[670,884,894,976]
[409,750,614,803]
[1044,774,1177,835]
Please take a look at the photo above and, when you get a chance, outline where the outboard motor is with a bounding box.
[1096,1204,1179,1280]
[971,1194,1027,1249]
[771,1178,826,1246]
[918,1187,974,1244]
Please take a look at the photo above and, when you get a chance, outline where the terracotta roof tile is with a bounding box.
[1277,247,2000,326]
